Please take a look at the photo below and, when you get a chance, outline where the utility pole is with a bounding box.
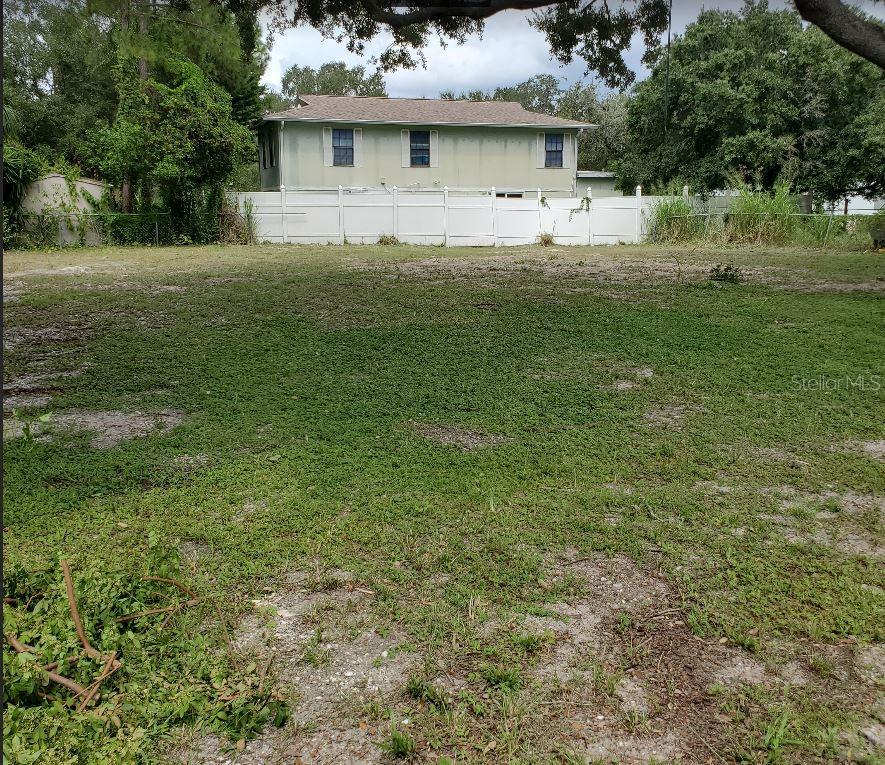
[663,0,673,135]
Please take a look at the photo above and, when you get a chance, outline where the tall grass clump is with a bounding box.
[723,183,798,244]
[648,196,705,243]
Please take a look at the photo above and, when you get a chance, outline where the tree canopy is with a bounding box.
[254,0,883,86]
[281,62,387,99]
[614,2,885,200]
[4,0,264,221]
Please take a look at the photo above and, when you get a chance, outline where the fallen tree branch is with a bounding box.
[116,598,200,624]
[61,560,122,670]
[141,575,198,599]
[212,599,239,671]
[76,652,118,711]
[5,633,88,697]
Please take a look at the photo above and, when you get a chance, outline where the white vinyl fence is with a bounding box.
[234,187,664,246]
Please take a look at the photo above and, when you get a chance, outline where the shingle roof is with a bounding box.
[263,94,594,129]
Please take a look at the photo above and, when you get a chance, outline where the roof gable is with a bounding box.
[263,94,593,129]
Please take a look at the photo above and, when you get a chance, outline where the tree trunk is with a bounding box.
[138,0,149,81]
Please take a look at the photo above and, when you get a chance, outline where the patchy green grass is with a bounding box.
[4,243,884,764]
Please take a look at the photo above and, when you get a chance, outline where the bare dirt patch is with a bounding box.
[3,409,183,448]
[3,281,25,303]
[3,393,53,412]
[847,440,885,462]
[855,644,885,686]
[518,551,824,763]
[408,421,507,451]
[609,366,654,392]
[183,570,415,765]
[4,326,81,351]
[759,486,884,557]
[643,403,688,429]
[750,446,809,468]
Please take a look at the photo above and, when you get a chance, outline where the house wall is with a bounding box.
[576,176,621,198]
[261,122,580,195]
[258,123,281,190]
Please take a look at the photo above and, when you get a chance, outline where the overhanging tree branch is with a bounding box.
[359,0,570,29]
[792,0,885,69]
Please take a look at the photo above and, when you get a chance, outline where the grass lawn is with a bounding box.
[3,243,884,764]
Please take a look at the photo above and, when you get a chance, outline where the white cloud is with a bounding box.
[261,1,884,97]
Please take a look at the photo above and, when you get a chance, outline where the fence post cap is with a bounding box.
[280,184,286,191]
[636,185,642,195]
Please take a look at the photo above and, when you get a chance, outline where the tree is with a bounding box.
[558,85,628,171]
[93,57,253,213]
[3,0,118,170]
[253,0,881,91]
[614,2,884,200]
[280,62,387,98]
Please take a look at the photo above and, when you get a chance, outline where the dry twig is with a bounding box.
[116,598,200,624]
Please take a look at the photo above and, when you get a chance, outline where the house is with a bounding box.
[257,95,594,197]
[576,170,622,198]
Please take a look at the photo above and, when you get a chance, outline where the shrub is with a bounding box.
[537,232,554,246]
[648,196,705,243]
[377,234,400,245]
[710,263,743,283]
[723,183,798,244]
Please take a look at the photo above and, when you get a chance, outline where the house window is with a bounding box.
[268,131,275,168]
[332,129,354,166]
[545,133,564,168]
[260,134,267,170]
[410,130,430,167]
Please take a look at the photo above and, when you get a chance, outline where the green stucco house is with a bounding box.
[257,95,594,197]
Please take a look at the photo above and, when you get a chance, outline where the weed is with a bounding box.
[762,710,795,763]
[405,675,449,710]
[537,232,554,246]
[648,196,705,243]
[478,663,523,693]
[379,724,417,757]
[510,630,553,655]
[377,234,400,246]
[299,628,331,667]
[710,263,744,283]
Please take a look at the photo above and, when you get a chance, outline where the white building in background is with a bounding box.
[575,171,622,198]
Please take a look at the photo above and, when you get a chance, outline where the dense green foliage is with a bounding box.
[281,61,387,99]
[3,0,263,238]
[92,58,253,217]
[616,2,885,200]
[3,548,287,765]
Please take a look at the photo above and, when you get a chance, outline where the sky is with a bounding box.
[261,1,884,98]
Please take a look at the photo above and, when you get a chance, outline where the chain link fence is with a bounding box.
[4,206,254,249]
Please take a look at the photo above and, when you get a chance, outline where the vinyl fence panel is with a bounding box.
[235,188,663,246]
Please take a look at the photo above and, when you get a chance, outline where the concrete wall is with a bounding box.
[21,173,108,245]
[259,122,579,196]
[576,176,621,198]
